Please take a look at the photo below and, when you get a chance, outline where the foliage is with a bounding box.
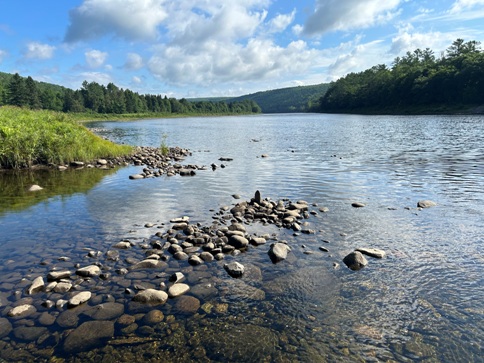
[317,39,484,113]
[0,107,133,169]
[0,72,261,116]
[159,133,169,156]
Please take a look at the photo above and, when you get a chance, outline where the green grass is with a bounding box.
[0,106,133,169]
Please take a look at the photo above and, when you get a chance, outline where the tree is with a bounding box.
[25,76,42,109]
[7,73,27,107]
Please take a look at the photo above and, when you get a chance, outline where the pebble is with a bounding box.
[168,283,190,298]
[68,291,92,307]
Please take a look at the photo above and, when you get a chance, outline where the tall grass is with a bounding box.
[0,107,133,169]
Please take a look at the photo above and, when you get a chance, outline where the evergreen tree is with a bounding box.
[25,76,42,109]
[7,73,27,107]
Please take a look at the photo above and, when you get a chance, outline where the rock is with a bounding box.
[188,255,203,265]
[355,247,386,258]
[232,194,241,199]
[129,174,145,180]
[28,184,43,192]
[261,154,269,158]
[53,281,72,293]
[190,283,218,300]
[169,272,185,283]
[132,289,168,305]
[250,237,267,246]
[27,276,44,294]
[174,295,200,314]
[142,310,164,325]
[76,265,101,277]
[179,169,196,176]
[343,251,368,271]
[199,251,214,262]
[228,235,249,249]
[168,283,190,298]
[352,202,366,208]
[57,309,81,328]
[47,270,71,281]
[63,320,115,354]
[254,190,262,204]
[228,223,246,232]
[130,259,167,270]
[8,304,37,318]
[0,318,12,338]
[224,262,245,278]
[97,159,108,165]
[68,291,92,307]
[113,241,131,249]
[83,302,125,320]
[268,243,291,263]
[38,312,56,326]
[417,200,437,208]
[13,326,47,341]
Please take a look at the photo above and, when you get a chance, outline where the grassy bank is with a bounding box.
[0,107,133,169]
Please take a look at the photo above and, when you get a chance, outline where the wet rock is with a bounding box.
[199,251,214,262]
[254,190,262,205]
[83,302,125,320]
[417,200,437,208]
[169,272,185,283]
[173,251,189,260]
[76,265,101,277]
[224,262,245,278]
[250,237,267,246]
[27,276,44,294]
[228,235,249,249]
[8,304,37,318]
[13,326,47,341]
[168,283,190,298]
[351,202,366,208]
[174,295,200,314]
[68,291,92,307]
[142,310,164,325]
[130,259,167,270]
[38,312,56,326]
[63,320,115,354]
[190,283,218,300]
[0,318,12,338]
[343,251,368,271]
[225,279,265,301]
[132,289,168,305]
[129,174,145,180]
[113,241,131,249]
[47,270,71,281]
[116,314,136,326]
[188,255,203,265]
[355,247,386,259]
[53,281,72,293]
[268,243,291,263]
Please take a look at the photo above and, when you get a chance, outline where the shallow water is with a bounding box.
[0,113,483,362]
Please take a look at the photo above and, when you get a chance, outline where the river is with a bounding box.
[0,113,483,362]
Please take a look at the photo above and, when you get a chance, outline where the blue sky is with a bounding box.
[1,0,483,98]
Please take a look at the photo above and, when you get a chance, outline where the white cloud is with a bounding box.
[268,9,296,33]
[24,42,56,60]
[389,29,455,56]
[132,76,142,84]
[85,49,108,68]
[65,0,167,42]
[124,53,143,70]
[449,0,484,13]
[79,71,113,85]
[0,49,7,63]
[304,0,402,36]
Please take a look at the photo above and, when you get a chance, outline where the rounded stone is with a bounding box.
[142,310,164,325]
[168,283,190,298]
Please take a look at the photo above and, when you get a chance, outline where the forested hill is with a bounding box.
[189,83,330,113]
[317,39,484,114]
[0,72,261,116]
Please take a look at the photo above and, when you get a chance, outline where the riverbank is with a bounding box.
[0,107,133,170]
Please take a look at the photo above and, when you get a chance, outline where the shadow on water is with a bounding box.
[0,167,118,216]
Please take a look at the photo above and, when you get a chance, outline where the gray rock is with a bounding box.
[132,289,168,305]
[0,318,12,338]
[68,291,92,307]
[268,243,291,263]
[38,312,56,326]
[27,276,44,294]
[57,309,81,328]
[113,241,131,249]
[28,184,43,192]
[13,326,47,341]
[142,310,164,325]
[355,247,386,259]
[54,281,72,293]
[168,283,190,298]
[188,255,204,265]
[224,261,245,278]
[83,302,125,320]
[76,265,101,277]
[352,202,366,208]
[173,251,189,260]
[130,259,167,270]
[8,304,37,318]
[199,251,214,262]
[129,174,145,180]
[174,295,200,314]
[250,237,267,246]
[169,272,185,283]
[47,270,71,281]
[63,320,114,354]
[254,190,262,204]
[343,251,368,271]
[417,200,437,208]
[228,235,249,249]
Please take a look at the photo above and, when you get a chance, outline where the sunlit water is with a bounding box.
[0,113,483,362]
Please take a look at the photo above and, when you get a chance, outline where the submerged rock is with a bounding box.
[168,283,190,298]
[268,243,291,263]
[68,291,92,307]
[63,320,115,354]
[417,200,437,208]
[224,262,245,278]
[356,247,386,259]
[132,289,168,305]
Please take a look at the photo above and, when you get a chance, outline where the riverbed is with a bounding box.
[0,113,482,362]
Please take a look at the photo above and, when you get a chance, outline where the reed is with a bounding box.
[0,107,133,169]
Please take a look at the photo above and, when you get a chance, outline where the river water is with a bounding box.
[0,113,483,362]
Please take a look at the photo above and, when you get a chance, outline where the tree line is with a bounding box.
[316,39,484,113]
[0,73,261,115]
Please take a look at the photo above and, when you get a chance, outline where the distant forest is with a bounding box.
[316,39,484,113]
[0,72,261,115]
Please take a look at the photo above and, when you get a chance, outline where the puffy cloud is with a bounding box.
[124,53,143,70]
[85,49,108,68]
[24,42,56,60]
[132,76,142,84]
[449,0,484,13]
[79,71,113,85]
[304,0,401,36]
[267,9,296,33]
[148,38,319,86]
[64,0,167,42]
